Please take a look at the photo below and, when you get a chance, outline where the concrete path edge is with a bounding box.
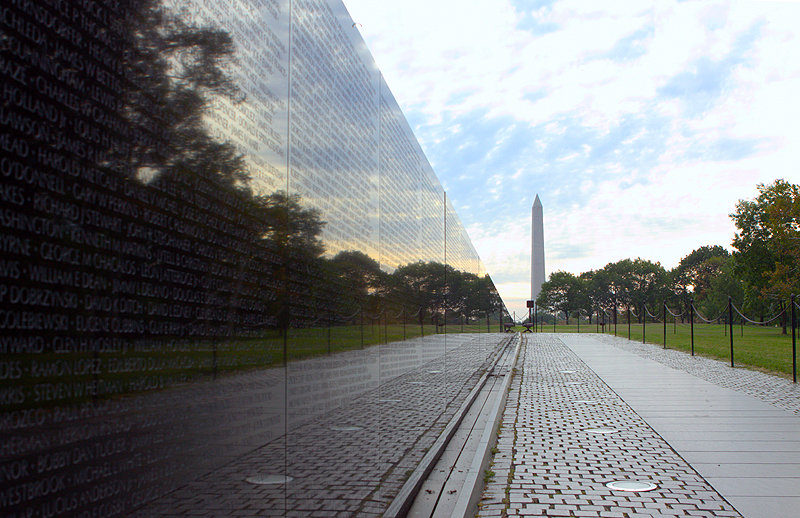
[450,336,522,518]
[384,335,518,518]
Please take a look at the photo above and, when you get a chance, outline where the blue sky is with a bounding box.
[342,0,800,318]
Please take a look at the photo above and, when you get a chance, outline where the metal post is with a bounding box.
[627,305,631,340]
[212,342,217,380]
[791,295,797,383]
[663,304,667,349]
[690,299,694,356]
[553,312,556,333]
[728,297,734,368]
[614,302,617,336]
[642,304,646,344]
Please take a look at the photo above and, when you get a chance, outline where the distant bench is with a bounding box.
[522,323,533,333]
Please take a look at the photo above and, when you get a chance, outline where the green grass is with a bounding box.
[536,322,797,379]
[2,323,501,411]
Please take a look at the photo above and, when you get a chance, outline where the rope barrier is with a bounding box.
[665,305,688,319]
[307,311,326,326]
[342,307,361,320]
[731,303,788,326]
[643,304,660,319]
[691,305,727,324]
[241,307,285,328]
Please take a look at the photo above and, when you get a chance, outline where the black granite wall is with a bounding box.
[0,0,506,515]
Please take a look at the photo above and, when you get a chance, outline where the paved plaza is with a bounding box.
[477,333,800,518]
[130,334,510,517]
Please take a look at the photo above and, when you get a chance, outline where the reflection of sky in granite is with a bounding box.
[193,0,481,273]
[0,0,505,516]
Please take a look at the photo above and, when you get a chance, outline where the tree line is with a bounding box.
[535,179,800,332]
[4,0,504,339]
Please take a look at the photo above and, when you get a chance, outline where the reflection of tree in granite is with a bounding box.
[392,262,447,328]
[255,191,326,261]
[252,191,327,335]
[115,0,247,189]
[330,251,384,300]
[327,250,388,322]
[391,262,503,326]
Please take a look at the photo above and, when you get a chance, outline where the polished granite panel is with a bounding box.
[0,0,505,516]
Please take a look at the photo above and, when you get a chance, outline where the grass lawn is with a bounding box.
[536,321,797,379]
[4,323,501,411]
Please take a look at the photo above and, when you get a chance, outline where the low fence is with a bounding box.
[531,296,800,383]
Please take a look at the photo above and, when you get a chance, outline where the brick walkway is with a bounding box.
[478,334,744,518]
[132,334,508,517]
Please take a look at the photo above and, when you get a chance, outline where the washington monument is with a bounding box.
[531,195,545,302]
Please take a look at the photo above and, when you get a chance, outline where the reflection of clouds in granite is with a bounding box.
[181,0,293,194]
[2,0,499,516]
[135,334,503,517]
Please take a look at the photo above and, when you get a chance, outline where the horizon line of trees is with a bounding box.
[534,179,800,334]
[323,251,506,328]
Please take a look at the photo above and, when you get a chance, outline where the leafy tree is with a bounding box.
[671,246,730,312]
[625,258,669,318]
[731,179,800,332]
[696,256,744,320]
[578,270,600,323]
[579,259,667,324]
[603,259,634,311]
[536,271,586,323]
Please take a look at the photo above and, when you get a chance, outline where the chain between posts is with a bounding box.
[583,296,796,382]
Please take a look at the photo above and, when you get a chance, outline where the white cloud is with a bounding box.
[343,0,800,317]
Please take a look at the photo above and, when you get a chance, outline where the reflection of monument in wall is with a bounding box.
[531,195,546,301]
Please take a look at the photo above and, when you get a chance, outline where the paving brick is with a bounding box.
[130,334,511,517]
[476,334,747,518]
